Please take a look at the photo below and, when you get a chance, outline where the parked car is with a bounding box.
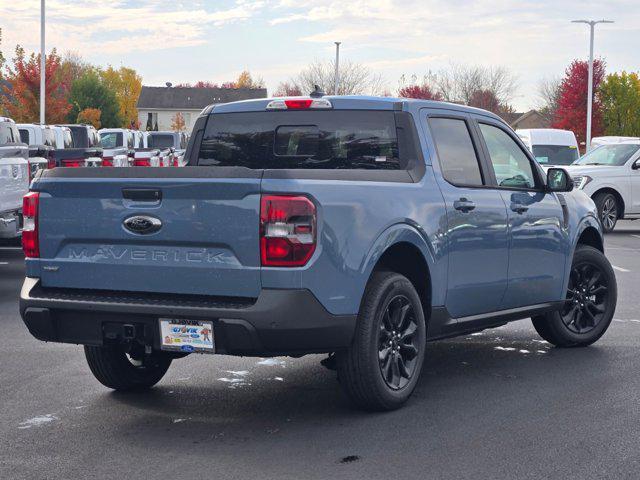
[0,117,29,239]
[60,124,103,167]
[516,128,579,166]
[17,123,54,180]
[98,128,134,167]
[147,131,188,166]
[131,130,161,167]
[566,140,640,232]
[20,96,617,411]
[45,125,99,169]
[591,136,640,149]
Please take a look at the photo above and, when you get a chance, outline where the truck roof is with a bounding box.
[207,95,504,122]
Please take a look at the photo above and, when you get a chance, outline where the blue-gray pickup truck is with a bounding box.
[20,94,617,410]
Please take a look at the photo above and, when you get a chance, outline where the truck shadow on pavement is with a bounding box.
[98,322,614,450]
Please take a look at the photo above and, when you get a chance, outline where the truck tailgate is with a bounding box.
[34,168,262,298]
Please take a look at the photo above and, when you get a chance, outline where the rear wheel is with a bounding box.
[336,271,426,411]
[532,245,616,347]
[593,192,619,233]
[84,345,172,391]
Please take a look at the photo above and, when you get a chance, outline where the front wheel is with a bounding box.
[84,345,172,391]
[532,245,617,347]
[593,192,619,233]
[336,271,426,411]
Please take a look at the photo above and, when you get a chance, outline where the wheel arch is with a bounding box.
[360,224,438,321]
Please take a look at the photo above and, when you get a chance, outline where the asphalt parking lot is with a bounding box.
[1,223,639,480]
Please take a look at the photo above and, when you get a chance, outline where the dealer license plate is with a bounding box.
[159,318,214,354]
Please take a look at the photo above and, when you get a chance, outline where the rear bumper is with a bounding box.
[19,278,356,356]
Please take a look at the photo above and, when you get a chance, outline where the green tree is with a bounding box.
[100,66,142,128]
[599,71,640,137]
[67,71,121,127]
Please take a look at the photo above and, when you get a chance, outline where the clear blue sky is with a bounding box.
[2,0,638,111]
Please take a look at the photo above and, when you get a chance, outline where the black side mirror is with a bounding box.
[632,159,640,170]
[547,168,574,192]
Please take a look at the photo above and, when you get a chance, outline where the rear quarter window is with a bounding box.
[197,111,402,170]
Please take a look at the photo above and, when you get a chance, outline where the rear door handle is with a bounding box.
[453,198,476,213]
[510,203,529,214]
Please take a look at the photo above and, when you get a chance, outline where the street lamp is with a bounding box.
[40,0,45,124]
[334,42,341,95]
[571,19,614,152]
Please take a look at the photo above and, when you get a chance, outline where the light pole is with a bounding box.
[40,0,45,124]
[571,19,613,152]
[334,42,341,95]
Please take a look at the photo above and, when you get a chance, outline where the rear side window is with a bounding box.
[0,123,16,145]
[429,117,483,186]
[19,128,30,144]
[198,111,401,169]
[148,134,175,149]
[100,132,123,149]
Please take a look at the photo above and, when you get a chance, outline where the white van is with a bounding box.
[516,129,579,166]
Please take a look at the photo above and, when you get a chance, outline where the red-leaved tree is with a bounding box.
[1,46,71,123]
[397,83,443,101]
[272,81,302,97]
[552,59,606,146]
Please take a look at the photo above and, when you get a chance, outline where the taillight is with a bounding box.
[102,156,114,167]
[22,192,40,258]
[134,158,151,167]
[61,158,84,168]
[47,158,56,169]
[260,195,316,267]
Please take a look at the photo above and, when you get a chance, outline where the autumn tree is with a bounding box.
[1,46,71,123]
[552,59,606,146]
[175,81,220,88]
[77,108,101,129]
[272,81,302,97]
[468,89,503,114]
[57,51,92,97]
[599,71,640,137]
[397,75,442,100]
[287,60,384,96]
[67,70,121,128]
[171,112,186,132]
[100,66,142,128]
[536,77,562,125]
[425,64,518,107]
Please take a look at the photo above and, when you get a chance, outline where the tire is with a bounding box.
[84,345,172,391]
[593,192,619,233]
[532,245,617,347]
[336,271,427,411]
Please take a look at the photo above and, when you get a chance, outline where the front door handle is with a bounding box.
[454,198,476,213]
[511,202,529,214]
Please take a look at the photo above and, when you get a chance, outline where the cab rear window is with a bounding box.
[198,111,401,170]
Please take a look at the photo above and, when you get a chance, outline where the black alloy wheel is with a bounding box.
[378,295,420,390]
[561,262,610,334]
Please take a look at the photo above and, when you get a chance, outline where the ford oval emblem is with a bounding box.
[123,215,162,235]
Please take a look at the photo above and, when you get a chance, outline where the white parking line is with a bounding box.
[631,234,640,240]
[0,262,8,265]
[612,265,630,273]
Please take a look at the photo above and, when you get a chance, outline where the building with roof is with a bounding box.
[136,85,267,132]
[500,110,550,130]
